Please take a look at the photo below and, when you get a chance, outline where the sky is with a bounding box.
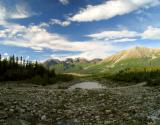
[0,0,160,61]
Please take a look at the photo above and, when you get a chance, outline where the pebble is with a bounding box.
[41,115,46,121]
[9,108,14,113]
[105,110,112,114]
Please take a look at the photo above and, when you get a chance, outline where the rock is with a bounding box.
[41,115,46,121]
[7,119,22,125]
[9,108,14,113]
[123,113,129,118]
[73,119,79,123]
[105,110,112,114]
[0,111,8,119]
[4,108,8,111]
[147,122,154,125]
[0,119,5,123]
[19,119,31,125]
[95,116,100,120]
[7,119,31,125]
[129,106,137,113]
[104,120,112,124]
[19,108,25,113]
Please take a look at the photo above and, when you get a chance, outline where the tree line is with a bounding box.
[0,54,74,85]
[109,66,160,86]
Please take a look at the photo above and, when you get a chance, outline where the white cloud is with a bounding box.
[10,4,36,19]
[142,26,160,40]
[39,22,49,28]
[2,23,160,59]
[25,56,30,60]
[59,0,69,5]
[0,23,117,59]
[50,19,71,27]
[3,53,8,56]
[70,0,160,22]
[112,38,137,43]
[50,44,116,60]
[0,4,8,25]
[87,26,160,44]
[87,30,139,42]
[0,5,6,19]
[65,49,114,60]
[0,2,35,26]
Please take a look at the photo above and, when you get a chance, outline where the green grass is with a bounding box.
[82,57,160,74]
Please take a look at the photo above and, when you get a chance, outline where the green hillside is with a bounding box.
[44,47,160,75]
[44,58,102,74]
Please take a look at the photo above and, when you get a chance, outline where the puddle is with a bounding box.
[69,82,105,90]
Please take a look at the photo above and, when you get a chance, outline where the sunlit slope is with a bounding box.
[44,47,160,74]
[44,58,102,74]
[80,47,160,74]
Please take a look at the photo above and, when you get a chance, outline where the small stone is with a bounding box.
[20,108,25,113]
[104,121,112,125]
[41,115,46,121]
[73,119,79,123]
[147,122,154,125]
[95,116,100,120]
[19,119,31,125]
[0,111,8,119]
[105,110,112,114]
[9,108,14,113]
[4,108,8,111]
[123,113,129,118]
[129,106,137,113]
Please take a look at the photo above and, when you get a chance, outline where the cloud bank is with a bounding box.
[1,23,160,59]
[0,23,117,59]
[87,30,139,42]
[0,2,36,26]
[142,26,160,40]
[87,26,160,43]
[59,0,69,5]
[70,0,160,22]
[50,19,71,27]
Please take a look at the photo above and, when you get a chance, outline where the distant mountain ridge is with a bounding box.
[105,47,160,63]
[44,47,160,74]
[44,58,102,65]
[44,58,102,73]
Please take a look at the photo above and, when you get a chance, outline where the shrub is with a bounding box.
[147,79,160,86]
[109,66,160,84]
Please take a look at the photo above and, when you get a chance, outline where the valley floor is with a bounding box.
[0,83,160,125]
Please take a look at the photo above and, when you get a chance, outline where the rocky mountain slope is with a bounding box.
[105,47,160,63]
[44,58,102,73]
[44,47,160,74]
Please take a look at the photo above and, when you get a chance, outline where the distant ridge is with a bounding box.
[104,47,160,63]
[44,58,102,66]
[43,58,102,73]
[44,47,160,74]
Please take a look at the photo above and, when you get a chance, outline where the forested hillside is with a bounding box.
[0,54,73,85]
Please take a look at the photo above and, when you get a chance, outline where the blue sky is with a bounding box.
[0,0,160,61]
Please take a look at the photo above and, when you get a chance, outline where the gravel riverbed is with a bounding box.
[0,85,160,125]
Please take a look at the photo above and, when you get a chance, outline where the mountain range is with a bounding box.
[44,47,160,74]
[43,58,102,73]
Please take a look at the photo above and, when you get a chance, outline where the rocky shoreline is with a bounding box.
[0,85,160,125]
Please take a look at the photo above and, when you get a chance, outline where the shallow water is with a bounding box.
[69,82,105,90]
